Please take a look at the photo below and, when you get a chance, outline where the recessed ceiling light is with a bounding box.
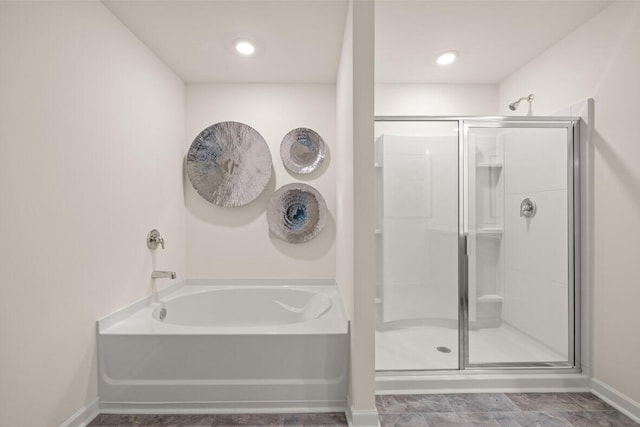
[436,51,458,66]
[235,40,256,56]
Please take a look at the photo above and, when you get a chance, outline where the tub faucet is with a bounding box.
[152,270,176,279]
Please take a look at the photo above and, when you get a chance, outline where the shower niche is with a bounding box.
[468,132,505,330]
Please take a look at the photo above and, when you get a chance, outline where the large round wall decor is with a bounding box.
[186,121,272,207]
[280,128,326,175]
[267,183,327,244]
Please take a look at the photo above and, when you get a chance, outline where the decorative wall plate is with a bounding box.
[186,121,272,207]
[267,183,327,243]
[280,128,326,174]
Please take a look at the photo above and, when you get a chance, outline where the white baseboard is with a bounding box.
[59,399,99,427]
[345,400,380,427]
[591,378,640,423]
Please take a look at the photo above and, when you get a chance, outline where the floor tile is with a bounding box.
[446,394,520,413]
[379,413,428,427]
[423,412,501,426]
[565,393,614,411]
[283,412,347,426]
[376,394,453,413]
[89,413,214,427]
[213,414,286,426]
[505,393,583,412]
[88,414,123,426]
[558,410,640,426]
[491,411,573,427]
[111,414,173,426]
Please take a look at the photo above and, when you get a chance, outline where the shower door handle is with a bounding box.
[463,234,469,256]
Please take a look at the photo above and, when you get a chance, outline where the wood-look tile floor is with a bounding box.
[87,393,639,426]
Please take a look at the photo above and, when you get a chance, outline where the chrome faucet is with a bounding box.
[151,270,176,279]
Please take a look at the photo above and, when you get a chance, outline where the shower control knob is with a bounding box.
[147,229,165,250]
[520,198,537,218]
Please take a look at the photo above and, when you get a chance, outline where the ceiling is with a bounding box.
[375,0,612,84]
[103,0,612,84]
[102,0,350,83]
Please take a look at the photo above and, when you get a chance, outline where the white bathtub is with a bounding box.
[155,287,333,327]
[97,279,349,414]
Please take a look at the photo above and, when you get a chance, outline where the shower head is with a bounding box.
[509,94,535,111]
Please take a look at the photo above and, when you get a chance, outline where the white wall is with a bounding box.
[336,2,355,318]
[376,84,498,116]
[499,0,640,404]
[0,2,186,426]
[185,84,336,278]
[337,1,377,422]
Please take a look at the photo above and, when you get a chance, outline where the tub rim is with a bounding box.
[98,279,349,336]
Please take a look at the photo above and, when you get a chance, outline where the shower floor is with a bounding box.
[376,323,566,371]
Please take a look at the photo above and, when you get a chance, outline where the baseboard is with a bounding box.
[376,372,591,394]
[59,399,99,427]
[345,399,380,427]
[591,378,640,423]
[100,400,346,415]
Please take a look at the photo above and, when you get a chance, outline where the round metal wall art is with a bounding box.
[186,121,272,207]
[267,183,327,244]
[280,128,326,175]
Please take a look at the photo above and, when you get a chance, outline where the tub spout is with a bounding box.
[152,270,176,279]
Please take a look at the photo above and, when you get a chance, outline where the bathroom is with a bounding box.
[1,0,639,426]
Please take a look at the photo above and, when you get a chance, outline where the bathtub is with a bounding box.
[97,279,349,414]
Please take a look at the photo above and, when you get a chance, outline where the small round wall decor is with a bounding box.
[267,183,327,243]
[186,121,272,207]
[280,128,326,175]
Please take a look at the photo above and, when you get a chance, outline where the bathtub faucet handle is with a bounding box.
[147,229,165,250]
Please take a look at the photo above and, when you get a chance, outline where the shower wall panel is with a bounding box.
[503,128,569,357]
[380,134,458,324]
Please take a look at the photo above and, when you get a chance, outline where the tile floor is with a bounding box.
[377,393,638,426]
[87,412,348,427]
[87,393,639,426]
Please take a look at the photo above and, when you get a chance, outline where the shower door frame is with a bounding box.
[374,116,581,374]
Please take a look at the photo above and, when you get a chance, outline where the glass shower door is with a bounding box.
[375,121,460,371]
[464,122,576,367]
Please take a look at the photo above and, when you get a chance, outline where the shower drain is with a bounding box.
[436,346,452,354]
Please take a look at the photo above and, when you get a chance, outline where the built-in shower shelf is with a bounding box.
[477,226,504,239]
[478,294,504,303]
[476,162,503,168]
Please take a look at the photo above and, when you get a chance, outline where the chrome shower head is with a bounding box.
[509,94,534,111]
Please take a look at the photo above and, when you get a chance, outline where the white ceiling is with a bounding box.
[376,0,613,84]
[103,0,613,85]
[102,0,350,83]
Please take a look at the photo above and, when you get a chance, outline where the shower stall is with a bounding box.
[375,117,580,374]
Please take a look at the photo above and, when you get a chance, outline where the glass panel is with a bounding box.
[466,126,570,365]
[375,121,459,370]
